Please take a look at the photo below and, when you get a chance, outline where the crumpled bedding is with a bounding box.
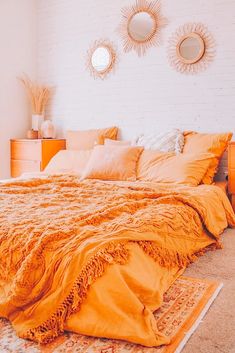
[0,175,234,347]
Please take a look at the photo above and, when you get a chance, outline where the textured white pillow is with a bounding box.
[136,129,185,154]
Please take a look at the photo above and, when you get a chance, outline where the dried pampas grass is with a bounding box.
[19,75,52,115]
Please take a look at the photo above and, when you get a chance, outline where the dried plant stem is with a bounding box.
[19,75,52,115]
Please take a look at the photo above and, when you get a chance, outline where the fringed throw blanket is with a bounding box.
[0,175,234,346]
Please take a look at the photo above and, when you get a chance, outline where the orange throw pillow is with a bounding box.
[137,149,214,186]
[45,150,92,177]
[66,127,118,150]
[183,131,233,184]
[82,145,143,181]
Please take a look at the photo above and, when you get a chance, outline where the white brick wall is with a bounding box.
[37,0,235,141]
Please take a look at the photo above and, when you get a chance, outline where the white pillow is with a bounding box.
[136,129,185,154]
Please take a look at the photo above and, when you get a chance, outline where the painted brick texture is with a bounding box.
[37,0,235,141]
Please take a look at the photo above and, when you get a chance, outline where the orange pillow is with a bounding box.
[45,150,92,176]
[66,127,118,150]
[183,131,232,184]
[82,145,143,181]
[137,149,214,186]
[104,139,131,146]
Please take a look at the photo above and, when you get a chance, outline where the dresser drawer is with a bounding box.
[228,168,235,194]
[11,160,41,178]
[10,138,66,178]
[11,141,41,161]
[228,144,235,168]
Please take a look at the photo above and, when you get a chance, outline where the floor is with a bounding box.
[182,228,235,353]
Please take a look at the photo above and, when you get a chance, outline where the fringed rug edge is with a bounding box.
[172,279,223,353]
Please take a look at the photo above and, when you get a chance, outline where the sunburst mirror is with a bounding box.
[118,0,167,56]
[86,40,117,80]
[168,23,216,74]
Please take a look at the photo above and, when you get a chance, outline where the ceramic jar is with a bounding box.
[40,120,56,139]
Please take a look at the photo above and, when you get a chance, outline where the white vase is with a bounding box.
[32,114,44,131]
[40,120,56,139]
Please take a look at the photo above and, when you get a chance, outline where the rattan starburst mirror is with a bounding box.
[168,23,216,74]
[86,39,117,80]
[118,0,167,56]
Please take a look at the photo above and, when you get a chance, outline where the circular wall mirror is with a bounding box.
[177,33,205,64]
[128,11,156,42]
[168,23,215,74]
[118,0,167,56]
[87,40,117,79]
[91,46,112,73]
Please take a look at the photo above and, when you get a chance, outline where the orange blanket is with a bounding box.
[0,175,234,347]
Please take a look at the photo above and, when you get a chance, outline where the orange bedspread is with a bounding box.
[0,175,234,347]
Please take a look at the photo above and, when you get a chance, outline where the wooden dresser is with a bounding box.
[11,139,66,178]
[228,142,235,211]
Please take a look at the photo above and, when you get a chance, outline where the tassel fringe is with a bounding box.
[137,241,222,269]
[22,242,129,344]
[23,240,221,344]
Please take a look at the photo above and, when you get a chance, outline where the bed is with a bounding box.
[0,129,234,348]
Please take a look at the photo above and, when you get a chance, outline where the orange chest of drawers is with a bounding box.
[228,142,235,211]
[10,139,66,178]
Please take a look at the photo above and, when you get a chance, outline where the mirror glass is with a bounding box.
[91,46,111,72]
[179,35,203,62]
[128,12,156,42]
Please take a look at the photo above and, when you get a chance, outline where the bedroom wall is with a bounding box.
[0,0,37,179]
[37,0,235,140]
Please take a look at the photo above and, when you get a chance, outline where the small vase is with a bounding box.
[32,114,44,131]
[40,120,56,139]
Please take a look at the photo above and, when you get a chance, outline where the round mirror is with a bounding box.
[177,33,205,64]
[128,11,156,42]
[91,46,111,73]
[168,23,215,74]
[87,40,116,79]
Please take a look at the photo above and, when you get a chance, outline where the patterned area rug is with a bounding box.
[0,276,222,353]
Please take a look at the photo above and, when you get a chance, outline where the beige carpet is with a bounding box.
[182,228,235,353]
